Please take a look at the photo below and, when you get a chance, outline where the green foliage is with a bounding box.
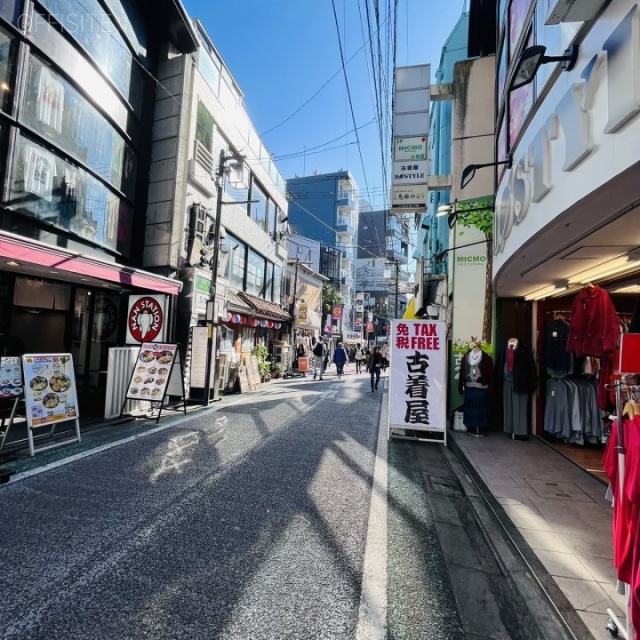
[323,283,342,307]
[456,198,494,237]
[252,344,269,362]
[252,344,271,381]
[258,361,271,380]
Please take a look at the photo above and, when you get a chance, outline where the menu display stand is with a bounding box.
[121,343,187,423]
[0,356,24,450]
[22,354,81,457]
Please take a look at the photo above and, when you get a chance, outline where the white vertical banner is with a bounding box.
[388,319,447,442]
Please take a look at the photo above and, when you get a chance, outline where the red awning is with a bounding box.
[0,230,182,295]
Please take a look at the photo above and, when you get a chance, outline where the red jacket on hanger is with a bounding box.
[566,285,620,357]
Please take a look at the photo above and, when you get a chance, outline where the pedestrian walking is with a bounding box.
[367,346,384,392]
[333,342,348,377]
[312,339,326,380]
[381,343,389,372]
[354,343,364,373]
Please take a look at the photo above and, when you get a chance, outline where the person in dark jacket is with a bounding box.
[367,346,384,392]
[333,342,348,377]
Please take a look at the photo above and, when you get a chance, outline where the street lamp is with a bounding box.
[203,149,248,406]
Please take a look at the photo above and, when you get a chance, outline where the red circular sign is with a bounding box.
[128,297,163,343]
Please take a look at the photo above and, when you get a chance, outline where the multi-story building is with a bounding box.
[0,0,197,417]
[286,171,359,335]
[357,208,410,321]
[145,19,290,397]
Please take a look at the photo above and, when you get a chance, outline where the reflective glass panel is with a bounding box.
[9,132,133,255]
[21,54,136,198]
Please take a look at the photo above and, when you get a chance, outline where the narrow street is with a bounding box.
[1,374,558,639]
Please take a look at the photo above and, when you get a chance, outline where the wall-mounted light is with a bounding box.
[510,44,579,92]
[461,155,512,189]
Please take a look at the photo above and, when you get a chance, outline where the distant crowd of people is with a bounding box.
[295,339,388,391]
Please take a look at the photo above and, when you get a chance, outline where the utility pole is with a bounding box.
[203,149,248,406]
[203,150,227,406]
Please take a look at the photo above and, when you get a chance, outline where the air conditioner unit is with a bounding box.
[545,0,608,25]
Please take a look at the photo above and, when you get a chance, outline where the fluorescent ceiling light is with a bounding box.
[567,256,634,285]
[576,259,640,284]
[524,282,568,301]
[611,284,640,294]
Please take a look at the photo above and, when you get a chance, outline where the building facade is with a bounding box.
[286,171,359,334]
[0,0,197,418]
[356,207,410,342]
[145,19,291,398]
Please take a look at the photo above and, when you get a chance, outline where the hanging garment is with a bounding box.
[23,143,57,202]
[543,319,572,375]
[566,285,621,357]
[458,350,494,431]
[503,380,529,436]
[36,66,65,133]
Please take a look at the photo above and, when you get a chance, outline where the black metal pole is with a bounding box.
[203,150,226,406]
[394,261,399,318]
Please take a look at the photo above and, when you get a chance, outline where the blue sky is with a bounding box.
[183,0,466,210]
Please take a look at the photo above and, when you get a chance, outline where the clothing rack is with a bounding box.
[604,381,637,639]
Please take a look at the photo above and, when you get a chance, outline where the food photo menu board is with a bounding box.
[0,357,24,400]
[22,354,79,427]
[125,342,178,402]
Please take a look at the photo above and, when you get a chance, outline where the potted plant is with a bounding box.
[270,362,284,379]
[251,344,271,382]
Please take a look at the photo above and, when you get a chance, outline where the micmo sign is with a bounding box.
[494,5,640,256]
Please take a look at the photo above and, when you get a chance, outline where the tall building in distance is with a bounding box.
[286,171,359,335]
[357,208,410,340]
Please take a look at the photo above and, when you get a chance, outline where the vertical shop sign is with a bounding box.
[389,320,446,442]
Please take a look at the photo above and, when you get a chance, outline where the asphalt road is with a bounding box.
[0,373,467,639]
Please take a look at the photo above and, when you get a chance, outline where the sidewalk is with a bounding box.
[447,429,625,640]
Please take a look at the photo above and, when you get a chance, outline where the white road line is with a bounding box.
[356,392,388,640]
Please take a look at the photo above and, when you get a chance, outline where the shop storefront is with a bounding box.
[492,0,640,479]
[0,230,182,426]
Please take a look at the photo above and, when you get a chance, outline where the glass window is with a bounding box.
[0,26,16,114]
[267,200,277,237]
[263,262,274,301]
[246,249,266,296]
[9,132,133,255]
[224,234,245,290]
[197,47,220,94]
[272,265,283,304]
[20,54,136,198]
[35,0,145,114]
[196,100,214,152]
[250,179,267,230]
[509,31,535,149]
[509,0,533,60]
[102,0,148,58]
